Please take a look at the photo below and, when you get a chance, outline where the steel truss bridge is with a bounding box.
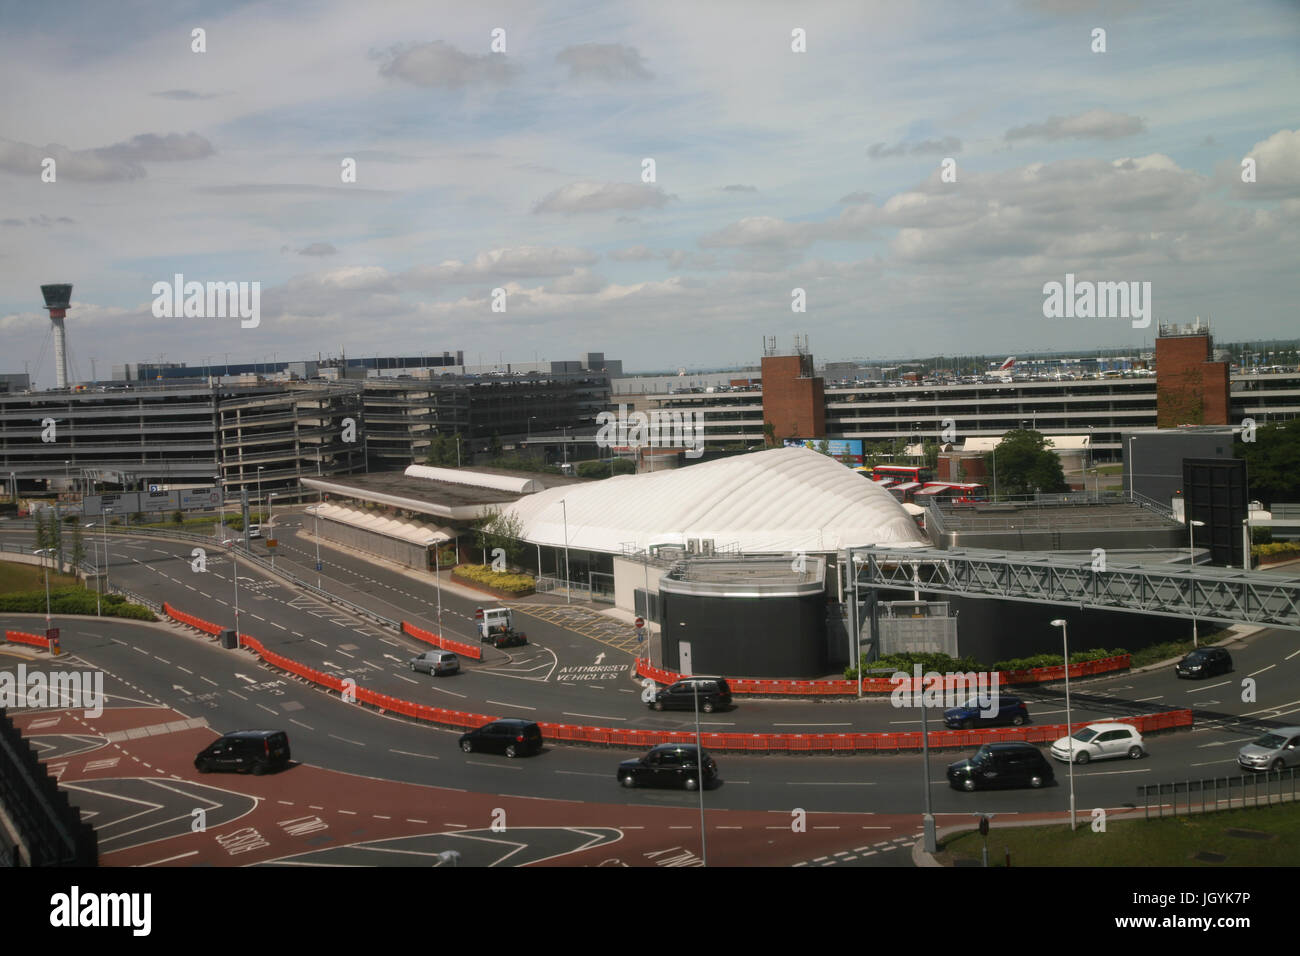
[845,547,1300,631]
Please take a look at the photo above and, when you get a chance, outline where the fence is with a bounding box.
[1137,767,1299,819]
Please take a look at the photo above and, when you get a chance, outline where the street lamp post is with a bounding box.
[920,669,938,853]
[32,549,53,633]
[435,540,444,636]
[314,456,323,589]
[1051,618,1077,831]
[561,498,571,605]
[85,522,100,616]
[216,475,241,636]
[1189,519,1205,646]
[268,493,278,569]
[693,676,707,866]
[101,507,112,602]
[256,466,264,520]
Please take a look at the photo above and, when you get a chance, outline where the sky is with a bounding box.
[1,0,1298,385]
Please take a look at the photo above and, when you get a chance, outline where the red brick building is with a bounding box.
[761,352,825,441]
[1155,324,1229,427]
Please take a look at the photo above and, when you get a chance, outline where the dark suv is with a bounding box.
[195,730,291,775]
[943,695,1029,730]
[618,744,718,791]
[458,719,543,758]
[947,743,1054,791]
[648,678,732,714]
[1175,646,1232,679]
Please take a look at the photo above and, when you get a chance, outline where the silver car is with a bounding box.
[1237,726,1300,772]
[410,649,459,676]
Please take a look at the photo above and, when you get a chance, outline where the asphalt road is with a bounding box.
[4,515,1300,866]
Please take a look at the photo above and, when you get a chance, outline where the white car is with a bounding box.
[247,524,261,539]
[1050,722,1145,764]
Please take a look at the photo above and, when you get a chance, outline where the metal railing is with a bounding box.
[1137,767,1298,819]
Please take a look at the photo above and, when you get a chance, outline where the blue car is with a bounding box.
[943,695,1029,730]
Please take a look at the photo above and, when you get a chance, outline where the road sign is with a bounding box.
[45,627,60,641]
[267,539,277,548]
[634,617,645,629]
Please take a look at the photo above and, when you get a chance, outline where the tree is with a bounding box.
[427,434,458,467]
[70,523,86,569]
[33,509,49,552]
[816,439,831,456]
[489,432,503,456]
[922,440,939,470]
[1237,419,1300,507]
[473,507,526,566]
[577,458,635,479]
[763,421,776,447]
[985,429,1070,497]
[172,510,185,526]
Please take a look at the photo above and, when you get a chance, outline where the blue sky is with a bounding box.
[1,0,1298,383]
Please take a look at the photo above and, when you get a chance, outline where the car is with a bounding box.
[458,719,543,758]
[247,524,262,538]
[618,744,718,791]
[1175,646,1232,679]
[410,649,459,676]
[943,694,1030,729]
[647,677,732,714]
[1237,727,1300,772]
[1050,722,1145,764]
[490,628,527,649]
[947,743,1054,791]
[195,730,291,775]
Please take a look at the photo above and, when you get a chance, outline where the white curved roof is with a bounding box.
[310,503,454,545]
[501,446,929,555]
[404,464,542,494]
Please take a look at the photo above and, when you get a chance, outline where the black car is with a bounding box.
[648,678,732,714]
[195,730,291,775]
[1175,646,1232,679]
[943,695,1029,729]
[458,719,543,758]
[491,629,527,649]
[947,743,1054,792]
[618,744,717,791]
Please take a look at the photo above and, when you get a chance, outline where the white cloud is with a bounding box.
[375,40,515,89]
[532,182,673,214]
[555,43,652,81]
[1006,108,1145,141]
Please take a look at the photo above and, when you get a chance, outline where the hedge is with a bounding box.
[0,586,156,621]
[452,563,536,595]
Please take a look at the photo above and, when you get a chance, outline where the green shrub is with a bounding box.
[452,563,535,595]
[845,650,980,680]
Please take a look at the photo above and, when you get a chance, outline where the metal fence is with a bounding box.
[1137,767,1299,819]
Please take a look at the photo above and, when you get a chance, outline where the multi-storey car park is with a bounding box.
[638,327,1300,463]
[0,379,366,501]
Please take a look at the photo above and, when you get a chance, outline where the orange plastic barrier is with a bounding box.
[636,655,1133,698]
[4,629,49,650]
[401,621,482,661]
[162,603,1183,754]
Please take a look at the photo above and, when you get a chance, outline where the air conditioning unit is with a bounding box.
[687,538,699,554]
[701,539,715,556]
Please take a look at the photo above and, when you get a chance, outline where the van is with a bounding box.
[410,649,460,676]
[195,730,291,775]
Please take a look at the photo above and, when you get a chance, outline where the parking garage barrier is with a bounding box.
[4,630,50,651]
[400,621,482,661]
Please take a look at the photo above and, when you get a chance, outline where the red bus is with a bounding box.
[871,464,934,484]
[915,482,990,504]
